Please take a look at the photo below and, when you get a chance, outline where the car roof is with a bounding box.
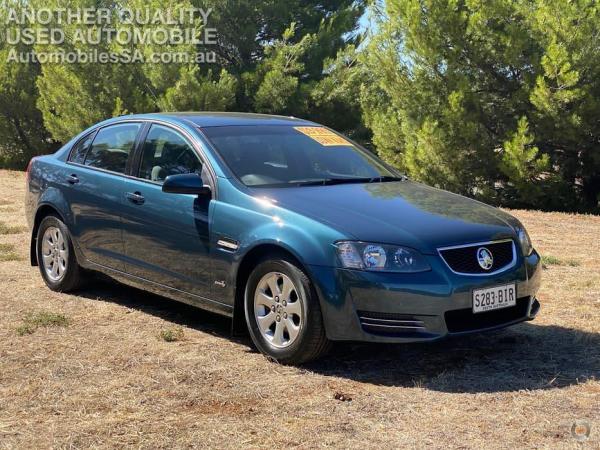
[118,112,317,127]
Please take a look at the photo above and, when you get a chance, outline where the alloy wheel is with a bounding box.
[41,226,68,282]
[253,272,303,348]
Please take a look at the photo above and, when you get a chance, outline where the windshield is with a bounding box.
[200,125,402,187]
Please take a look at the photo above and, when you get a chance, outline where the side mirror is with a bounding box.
[162,173,211,197]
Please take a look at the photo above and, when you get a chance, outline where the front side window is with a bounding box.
[84,123,141,174]
[201,125,400,187]
[138,124,202,183]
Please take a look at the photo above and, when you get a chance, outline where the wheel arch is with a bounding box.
[231,243,310,335]
[30,204,66,266]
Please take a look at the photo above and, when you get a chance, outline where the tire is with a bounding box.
[36,215,85,292]
[244,255,331,364]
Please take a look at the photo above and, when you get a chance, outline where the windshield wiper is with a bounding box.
[367,175,407,183]
[291,175,407,187]
[292,177,373,186]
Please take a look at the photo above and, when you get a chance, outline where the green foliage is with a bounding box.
[16,311,70,336]
[159,67,237,112]
[158,327,184,342]
[251,23,314,115]
[0,0,364,167]
[1,0,599,212]
[310,45,371,141]
[0,2,58,168]
[360,0,600,212]
[541,254,580,268]
[499,116,550,205]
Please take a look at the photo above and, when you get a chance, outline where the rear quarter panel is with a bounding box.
[26,156,74,226]
[26,156,77,265]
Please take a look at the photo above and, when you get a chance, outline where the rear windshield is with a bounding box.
[201,125,399,187]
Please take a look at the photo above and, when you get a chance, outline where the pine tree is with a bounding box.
[28,0,364,149]
[360,0,600,211]
[0,2,57,167]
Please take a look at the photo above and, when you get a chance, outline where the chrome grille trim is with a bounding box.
[361,322,425,330]
[437,239,517,276]
[358,312,427,334]
[359,317,425,327]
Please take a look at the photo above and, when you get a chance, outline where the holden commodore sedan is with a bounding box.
[25,113,541,364]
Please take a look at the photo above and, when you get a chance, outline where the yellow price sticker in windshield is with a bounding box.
[294,126,353,146]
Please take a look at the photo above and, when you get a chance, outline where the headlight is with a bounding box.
[335,241,431,273]
[516,225,533,256]
[363,244,387,269]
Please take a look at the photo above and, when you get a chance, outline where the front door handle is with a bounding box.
[66,174,79,184]
[126,191,145,205]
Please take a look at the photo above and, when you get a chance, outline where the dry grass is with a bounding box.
[0,169,598,449]
[541,254,581,268]
[0,243,20,262]
[0,221,26,235]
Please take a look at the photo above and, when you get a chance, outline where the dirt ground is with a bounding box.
[0,169,598,449]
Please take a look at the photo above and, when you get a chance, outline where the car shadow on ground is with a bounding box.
[78,276,238,342]
[308,325,600,393]
[79,277,599,394]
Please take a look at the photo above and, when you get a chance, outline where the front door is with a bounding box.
[120,123,213,298]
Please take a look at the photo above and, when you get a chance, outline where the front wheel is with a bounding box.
[244,256,331,364]
[36,215,85,292]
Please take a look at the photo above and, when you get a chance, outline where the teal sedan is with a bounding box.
[25,113,541,364]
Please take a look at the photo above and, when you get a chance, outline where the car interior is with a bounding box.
[83,124,140,174]
[139,127,203,182]
[206,130,379,187]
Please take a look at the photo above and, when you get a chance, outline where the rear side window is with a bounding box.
[84,123,141,174]
[68,132,95,164]
[138,124,202,183]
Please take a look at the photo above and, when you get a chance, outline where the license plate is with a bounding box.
[472,283,516,314]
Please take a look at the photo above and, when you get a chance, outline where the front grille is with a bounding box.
[438,240,515,275]
[358,310,427,336]
[445,297,529,333]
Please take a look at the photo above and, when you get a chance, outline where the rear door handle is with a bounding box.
[66,174,79,184]
[126,191,145,205]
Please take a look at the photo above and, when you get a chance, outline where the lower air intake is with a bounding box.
[444,297,530,333]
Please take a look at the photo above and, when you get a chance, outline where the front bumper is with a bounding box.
[308,249,542,343]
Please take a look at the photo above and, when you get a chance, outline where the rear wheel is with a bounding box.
[36,215,85,292]
[244,256,330,364]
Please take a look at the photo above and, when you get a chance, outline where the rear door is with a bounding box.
[63,122,142,270]
[120,123,214,298]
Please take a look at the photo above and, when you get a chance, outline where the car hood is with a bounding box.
[256,181,519,254]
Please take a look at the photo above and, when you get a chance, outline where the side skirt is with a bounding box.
[86,261,234,318]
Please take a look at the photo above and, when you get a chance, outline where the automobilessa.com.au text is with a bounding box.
[2,7,218,64]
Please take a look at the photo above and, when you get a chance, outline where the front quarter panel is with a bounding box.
[209,179,348,305]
